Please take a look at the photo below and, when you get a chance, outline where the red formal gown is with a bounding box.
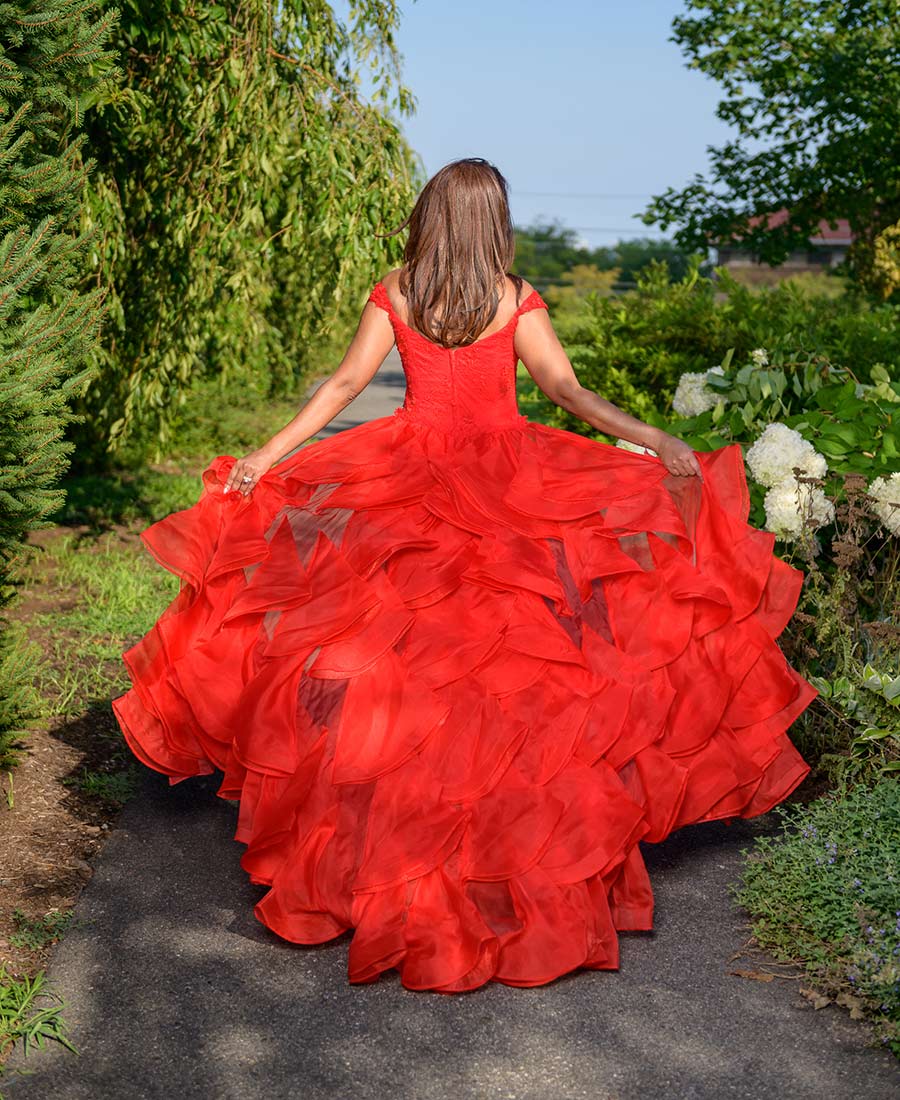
[112,281,817,992]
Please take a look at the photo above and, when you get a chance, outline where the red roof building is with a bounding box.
[715,209,854,274]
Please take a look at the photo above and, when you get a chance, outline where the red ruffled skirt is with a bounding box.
[112,410,816,992]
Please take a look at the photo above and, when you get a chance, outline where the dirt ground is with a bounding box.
[0,525,136,1068]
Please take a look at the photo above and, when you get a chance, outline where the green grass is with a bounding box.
[0,625,43,773]
[162,372,307,466]
[20,529,182,719]
[60,764,140,805]
[49,469,202,533]
[733,779,900,1056]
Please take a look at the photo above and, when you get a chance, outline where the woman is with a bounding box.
[113,157,817,993]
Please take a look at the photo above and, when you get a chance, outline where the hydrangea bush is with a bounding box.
[640,347,900,784]
[869,473,900,536]
[671,365,725,417]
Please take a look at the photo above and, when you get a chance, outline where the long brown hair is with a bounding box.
[380,158,524,348]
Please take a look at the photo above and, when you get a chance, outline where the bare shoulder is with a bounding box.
[381,267,404,291]
[508,275,537,307]
[376,268,405,312]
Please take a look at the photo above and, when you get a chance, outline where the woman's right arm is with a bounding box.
[223,299,395,495]
[259,300,395,463]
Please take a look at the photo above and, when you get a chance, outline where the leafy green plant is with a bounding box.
[760,469,900,785]
[8,909,78,953]
[691,362,900,478]
[733,780,900,1056]
[0,965,78,1071]
[651,349,899,784]
[807,662,900,782]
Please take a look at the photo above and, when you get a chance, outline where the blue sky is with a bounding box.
[388,0,732,248]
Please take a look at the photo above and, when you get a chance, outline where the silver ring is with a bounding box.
[241,476,253,483]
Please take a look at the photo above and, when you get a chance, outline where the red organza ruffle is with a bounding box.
[112,412,816,992]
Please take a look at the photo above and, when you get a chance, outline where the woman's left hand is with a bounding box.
[224,447,276,496]
[656,433,704,479]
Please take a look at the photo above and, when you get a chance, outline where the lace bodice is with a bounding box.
[367,280,549,439]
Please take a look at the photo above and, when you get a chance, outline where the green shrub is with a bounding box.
[783,486,900,785]
[535,258,900,433]
[654,349,900,508]
[733,780,900,1056]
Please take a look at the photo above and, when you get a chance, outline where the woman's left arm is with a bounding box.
[515,307,703,480]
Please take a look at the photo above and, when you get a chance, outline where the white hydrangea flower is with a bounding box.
[750,348,769,368]
[745,422,827,488]
[672,365,726,418]
[867,472,900,535]
[615,438,657,456]
[763,476,835,540]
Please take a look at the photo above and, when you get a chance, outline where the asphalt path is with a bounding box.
[3,349,898,1099]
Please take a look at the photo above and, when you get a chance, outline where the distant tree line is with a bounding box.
[512,221,706,290]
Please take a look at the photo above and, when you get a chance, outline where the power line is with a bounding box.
[514,191,654,199]
[517,226,665,234]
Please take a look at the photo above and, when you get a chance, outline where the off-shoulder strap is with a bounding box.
[515,288,549,316]
[367,281,393,315]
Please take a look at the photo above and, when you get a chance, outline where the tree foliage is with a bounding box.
[642,0,900,294]
[70,0,422,469]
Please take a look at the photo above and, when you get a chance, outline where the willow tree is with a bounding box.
[69,1,422,469]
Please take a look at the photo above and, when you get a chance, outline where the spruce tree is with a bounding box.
[0,1,117,764]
